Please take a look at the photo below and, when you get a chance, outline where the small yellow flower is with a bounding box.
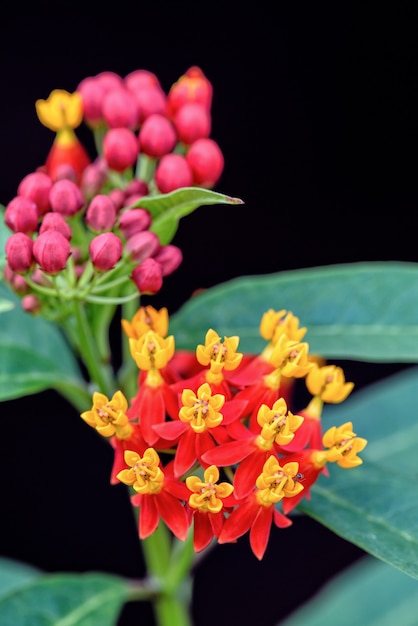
[80,391,133,439]
[186,465,234,513]
[306,364,354,403]
[117,448,164,494]
[256,397,304,446]
[268,334,313,378]
[256,455,304,506]
[35,89,83,132]
[323,422,368,468]
[179,382,225,433]
[260,309,307,343]
[129,330,175,373]
[121,306,169,340]
[196,328,243,375]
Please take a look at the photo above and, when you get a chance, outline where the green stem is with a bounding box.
[72,299,115,393]
[54,381,93,413]
[142,524,193,626]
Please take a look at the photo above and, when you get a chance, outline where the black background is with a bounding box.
[1,3,417,626]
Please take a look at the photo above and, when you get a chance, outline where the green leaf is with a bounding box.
[169,261,418,362]
[0,571,130,626]
[135,187,244,245]
[0,282,85,401]
[299,366,418,580]
[0,557,40,598]
[0,299,15,313]
[277,556,418,626]
[0,204,10,272]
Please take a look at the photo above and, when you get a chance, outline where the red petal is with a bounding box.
[273,507,293,529]
[201,437,255,466]
[129,384,166,446]
[139,496,159,539]
[193,510,214,552]
[174,429,198,477]
[218,495,258,544]
[250,505,273,560]
[221,398,249,424]
[233,451,268,499]
[156,490,190,541]
[153,420,187,440]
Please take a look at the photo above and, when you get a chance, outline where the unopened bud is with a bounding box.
[5,232,35,273]
[3,263,29,292]
[153,244,183,276]
[33,231,71,274]
[167,66,213,117]
[49,179,85,217]
[85,194,117,232]
[39,212,72,240]
[102,88,139,129]
[128,84,167,125]
[124,178,149,198]
[186,138,224,188]
[103,127,139,172]
[5,196,39,234]
[173,102,211,145]
[118,208,152,238]
[108,188,126,212]
[154,153,193,193]
[17,171,53,216]
[89,232,123,271]
[81,158,108,198]
[125,230,160,263]
[22,294,42,314]
[131,257,163,294]
[138,113,177,158]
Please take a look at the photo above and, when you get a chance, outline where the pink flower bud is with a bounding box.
[102,88,139,129]
[108,188,126,212]
[186,138,224,188]
[125,230,160,263]
[17,171,53,216]
[77,76,106,126]
[5,232,34,273]
[33,231,71,274]
[154,153,193,193]
[49,179,85,217]
[124,69,160,92]
[118,208,152,239]
[153,244,183,276]
[129,84,167,124]
[131,257,163,294]
[167,66,213,117]
[89,232,123,271]
[173,103,211,145]
[81,158,108,198]
[124,179,149,198]
[3,263,29,293]
[22,294,42,314]
[39,212,72,240]
[103,128,139,172]
[5,196,39,234]
[85,194,117,232]
[138,113,177,158]
[95,70,124,93]
[54,163,78,183]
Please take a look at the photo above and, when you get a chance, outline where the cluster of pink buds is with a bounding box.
[2,66,225,318]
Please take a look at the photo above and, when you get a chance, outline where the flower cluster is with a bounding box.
[81,305,367,560]
[3,66,223,318]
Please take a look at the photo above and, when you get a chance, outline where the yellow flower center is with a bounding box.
[80,391,133,439]
[179,383,225,433]
[117,448,164,494]
[255,455,304,507]
[186,465,234,513]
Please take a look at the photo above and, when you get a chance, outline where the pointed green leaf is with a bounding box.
[169,261,418,362]
[134,187,244,245]
[0,283,85,401]
[298,366,418,580]
[0,571,130,626]
[0,557,40,598]
[277,556,418,626]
